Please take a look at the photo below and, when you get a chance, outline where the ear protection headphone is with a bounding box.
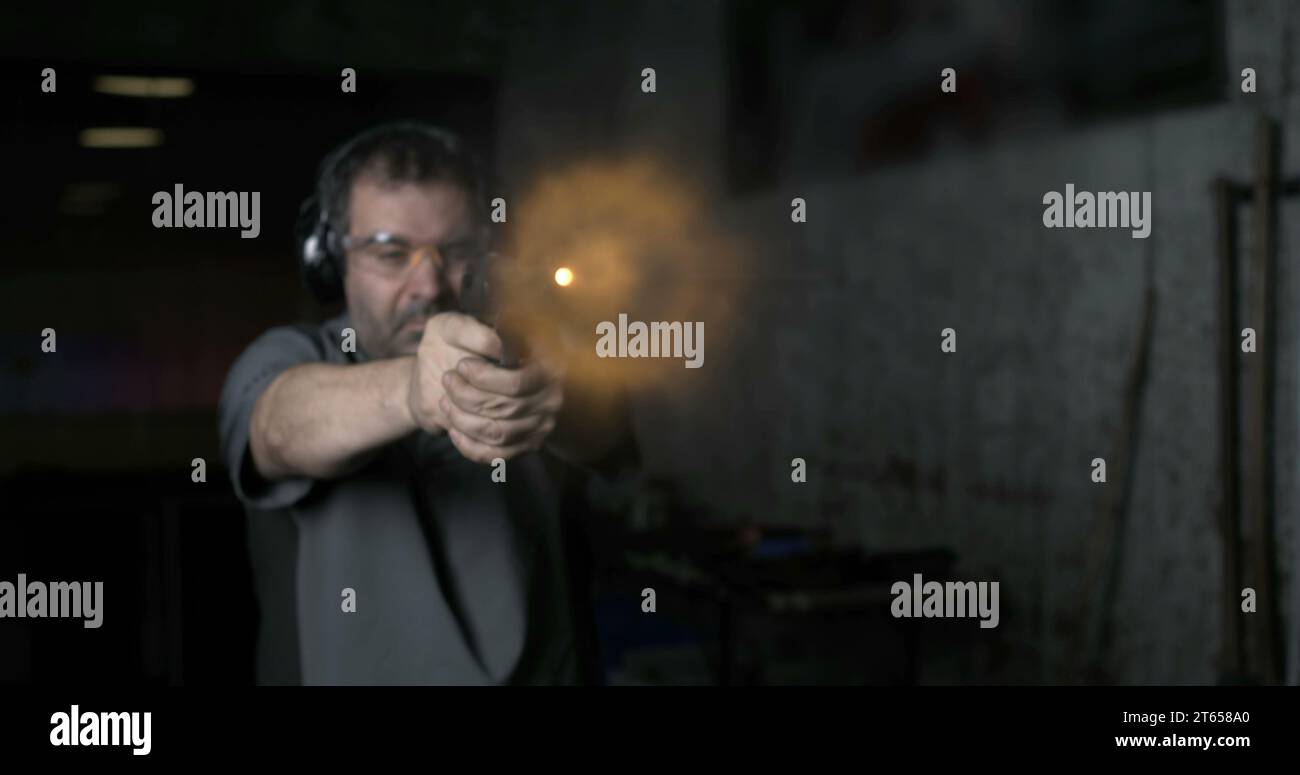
[296,122,489,304]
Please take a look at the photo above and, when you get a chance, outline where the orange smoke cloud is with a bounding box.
[495,155,750,393]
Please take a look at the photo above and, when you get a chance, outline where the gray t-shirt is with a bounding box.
[217,313,581,685]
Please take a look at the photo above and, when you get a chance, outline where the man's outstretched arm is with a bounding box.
[250,312,504,480]
[249,356,418,481]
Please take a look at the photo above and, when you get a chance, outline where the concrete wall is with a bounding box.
[496,0,1300,683]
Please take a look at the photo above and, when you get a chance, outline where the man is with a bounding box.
[218,123,634,685]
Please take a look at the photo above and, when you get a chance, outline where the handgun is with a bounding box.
[458,250,524,368]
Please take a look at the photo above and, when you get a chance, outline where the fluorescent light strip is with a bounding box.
[79,128,165,148]
[93,75,194,98]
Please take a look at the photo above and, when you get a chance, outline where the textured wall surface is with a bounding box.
[496,0,1300,683]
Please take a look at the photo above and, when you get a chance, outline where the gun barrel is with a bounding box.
[460,251,521,368]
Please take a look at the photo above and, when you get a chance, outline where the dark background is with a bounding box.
[2,0,1297,685]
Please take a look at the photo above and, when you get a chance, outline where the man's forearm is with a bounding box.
[250,356,424,480]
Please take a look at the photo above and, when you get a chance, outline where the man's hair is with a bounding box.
[322,123,490,238]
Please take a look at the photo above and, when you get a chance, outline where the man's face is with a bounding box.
[342,176,476,358]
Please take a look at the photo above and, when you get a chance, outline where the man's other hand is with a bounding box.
[438,348,565,464]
